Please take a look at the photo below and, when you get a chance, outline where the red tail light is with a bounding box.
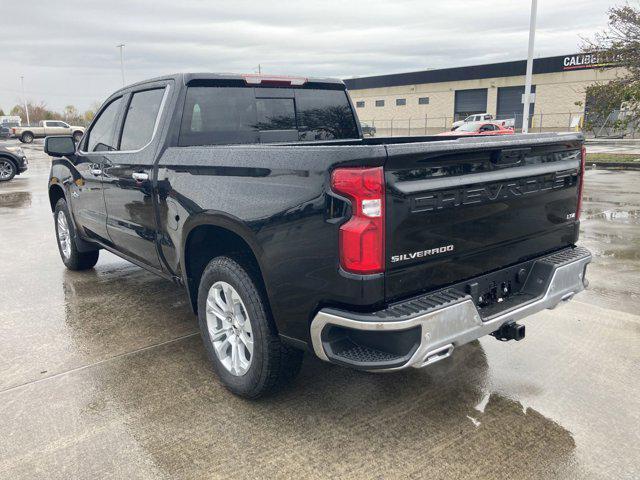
[576,146,586,220]
[331,167,385,274]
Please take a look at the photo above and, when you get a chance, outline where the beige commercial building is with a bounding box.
[344,53,622,135]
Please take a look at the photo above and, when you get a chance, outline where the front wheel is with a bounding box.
[54,198,99,270]
[21,132,34,143]
[0,159,16,182]
[197,256,303,398]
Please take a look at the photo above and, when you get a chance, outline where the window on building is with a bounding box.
[356,101,365,108]
[396,98,406,106]
[419,97,430,105]
[375,100,385,107]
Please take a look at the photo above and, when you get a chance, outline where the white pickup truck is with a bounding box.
[12,120,85,144]
[451,113,515,131]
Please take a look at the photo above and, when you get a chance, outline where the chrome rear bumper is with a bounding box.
[310,247,591,371]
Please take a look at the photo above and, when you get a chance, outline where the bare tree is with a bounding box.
[582,4,640,130]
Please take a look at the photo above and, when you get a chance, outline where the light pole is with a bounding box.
[522,0,537,133]
[20,76,30,126]
[117,44,126,87]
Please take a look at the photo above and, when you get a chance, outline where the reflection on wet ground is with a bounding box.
[0,144,639,479]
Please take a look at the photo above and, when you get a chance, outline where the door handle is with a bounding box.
[90,168,102,176]
[132,172,149,182]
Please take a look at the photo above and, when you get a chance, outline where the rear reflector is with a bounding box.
[331,167,385,274]
[576,146,586,220]
[242,75,307,86]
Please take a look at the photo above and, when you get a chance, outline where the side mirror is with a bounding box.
[44,135,76,157]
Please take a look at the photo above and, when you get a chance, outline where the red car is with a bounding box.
[438,122,514,136]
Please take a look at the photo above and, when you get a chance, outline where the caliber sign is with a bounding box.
[562,54,616,71]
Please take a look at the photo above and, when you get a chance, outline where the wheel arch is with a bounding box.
[48,182,66,212]
[181,214,270,318]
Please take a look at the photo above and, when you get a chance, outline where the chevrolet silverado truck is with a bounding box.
[13,120,85,144]
[44,73,591,398]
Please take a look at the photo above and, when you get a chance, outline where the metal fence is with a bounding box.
[360,111,639,138]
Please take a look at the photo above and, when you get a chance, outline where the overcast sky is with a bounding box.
[0,0,619,114]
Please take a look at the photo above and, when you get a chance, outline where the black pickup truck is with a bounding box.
[44,73,591,397]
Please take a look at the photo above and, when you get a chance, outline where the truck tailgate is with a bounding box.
[384,133,584,301]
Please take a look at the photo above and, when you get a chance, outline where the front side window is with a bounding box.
[120,88,166,151]
[86,97,123,152]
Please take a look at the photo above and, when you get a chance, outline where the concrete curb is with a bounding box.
[590,162,640,170]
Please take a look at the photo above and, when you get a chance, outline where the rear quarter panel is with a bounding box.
[155,144,387,343]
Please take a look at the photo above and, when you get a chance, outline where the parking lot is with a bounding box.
[1,139,639,479]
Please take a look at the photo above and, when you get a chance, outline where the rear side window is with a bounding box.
[120,88,165,151]
[178,86,358,146]
[86,97,123,152]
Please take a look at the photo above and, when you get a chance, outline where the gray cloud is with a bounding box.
[0,0,617,113]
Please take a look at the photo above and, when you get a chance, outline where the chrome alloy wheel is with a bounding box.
[0,160,12,180]
[206,281,254,376]
[57,211,72,260]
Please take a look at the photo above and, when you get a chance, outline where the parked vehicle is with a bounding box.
[452,114,516,131]
[451,113,494,130]
[0,123,18,139]
[12,120,85,144]
[361,122,376,137]
[438,122,515,136]
[0,146,28,181]
[44,73,591,398]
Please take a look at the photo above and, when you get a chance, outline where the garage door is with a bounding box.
[454,89,488,121]
[497,85,536,128]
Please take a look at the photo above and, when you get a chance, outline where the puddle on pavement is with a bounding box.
[0,191,32,209]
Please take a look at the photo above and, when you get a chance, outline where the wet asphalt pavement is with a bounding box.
[1,140,639,479]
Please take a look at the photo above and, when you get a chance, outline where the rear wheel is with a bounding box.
[197,256,303,398]
[21,132,34,143]
[0,159,16,182]
[54,198,99,270]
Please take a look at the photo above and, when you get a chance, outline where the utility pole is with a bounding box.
[522,0,537,133]
[20,76,30,126]
[117,44,126,87]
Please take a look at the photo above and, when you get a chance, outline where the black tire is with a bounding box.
[54,198,99,270]
[73,131,83,143]
[197,256,303,398]
[21,132,34,143]
[0,158,16,182]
